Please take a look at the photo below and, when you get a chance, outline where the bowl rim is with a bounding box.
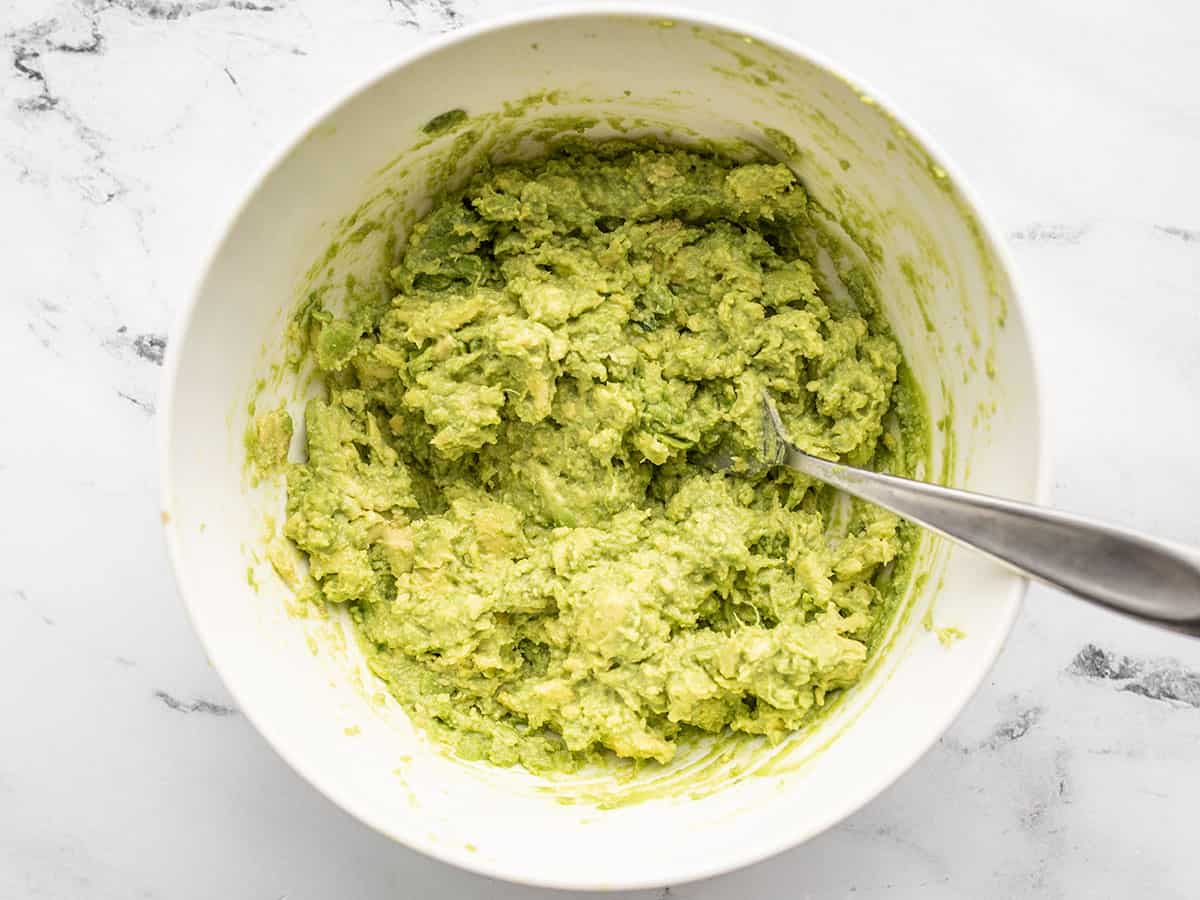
[159,3,1051,890]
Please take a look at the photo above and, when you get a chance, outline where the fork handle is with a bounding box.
[782,445,1200,637]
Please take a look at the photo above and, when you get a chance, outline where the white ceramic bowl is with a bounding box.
[161,6,1047,890]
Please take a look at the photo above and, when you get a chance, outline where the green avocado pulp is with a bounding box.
[276,140,927,774]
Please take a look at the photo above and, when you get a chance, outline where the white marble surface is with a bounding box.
[3,0,1200,896]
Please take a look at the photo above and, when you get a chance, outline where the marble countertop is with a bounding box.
[4,0,1199,896]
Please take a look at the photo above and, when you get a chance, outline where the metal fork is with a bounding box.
[707,392,1200,637]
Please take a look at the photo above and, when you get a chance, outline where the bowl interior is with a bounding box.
[163,11,1042,889]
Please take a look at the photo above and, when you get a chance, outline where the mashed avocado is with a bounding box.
[278,141,924,773]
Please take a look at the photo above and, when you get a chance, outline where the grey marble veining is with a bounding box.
[3,1,1199,897]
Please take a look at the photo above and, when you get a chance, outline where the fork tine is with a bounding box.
[760,389,787,467]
